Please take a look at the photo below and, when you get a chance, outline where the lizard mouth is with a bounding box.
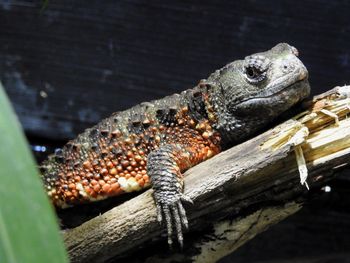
[242,66,308,102]
[232,69,310,115]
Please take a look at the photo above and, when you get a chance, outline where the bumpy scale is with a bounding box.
[41,43,311,247]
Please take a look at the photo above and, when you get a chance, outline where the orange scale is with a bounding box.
[74,175,81,182]
[110,182,120,192]
[84,186,92,195]
[102,183,111,193]
[110,178,117,184]
[121,160,129,168]
[82,179,89,186]
[207,150,214,158]
[65,191,73,198]
[72,190,78,197]
[142,174,149,181]
[107,189,115,196]
[125,173,131,179]
[138,179,145,187]
[135,174,142,180]
[103,176,111,181]
[109,168,117,175]
[134,155,142,162]
[93,184,101,193]
[98,180,106,186]
[110,188,123,196]
[106,161,114,168]
[90,190,98,198]
[90,179,98,186]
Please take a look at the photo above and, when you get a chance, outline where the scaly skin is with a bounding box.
[41,43,310,247]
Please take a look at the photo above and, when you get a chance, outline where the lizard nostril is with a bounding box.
[282,61,291,72]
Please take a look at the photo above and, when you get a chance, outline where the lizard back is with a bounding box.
[41,86,221,208]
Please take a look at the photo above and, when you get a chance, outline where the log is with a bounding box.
[63,86,350,263]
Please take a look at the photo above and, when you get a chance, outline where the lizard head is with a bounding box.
[207,43,310,144]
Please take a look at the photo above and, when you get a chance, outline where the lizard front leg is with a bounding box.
[147,144,192,247]
[147,137,220,247]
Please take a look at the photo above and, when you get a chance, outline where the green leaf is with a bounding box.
[0,82,68,263]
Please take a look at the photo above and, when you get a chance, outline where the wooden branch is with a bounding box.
[63,86,350,263]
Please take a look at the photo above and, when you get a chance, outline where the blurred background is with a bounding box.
[1,1,350,262]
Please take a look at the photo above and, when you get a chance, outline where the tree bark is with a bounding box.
[63,86,350,263]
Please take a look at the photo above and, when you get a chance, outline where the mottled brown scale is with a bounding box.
[42,91,220,208]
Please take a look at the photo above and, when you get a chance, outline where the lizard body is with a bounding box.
[41,43,310,246]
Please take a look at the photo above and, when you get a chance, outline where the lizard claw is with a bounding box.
[181,194,194,205]
[154,193,192,248]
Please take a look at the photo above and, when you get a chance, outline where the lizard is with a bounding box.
[40,43,310,247]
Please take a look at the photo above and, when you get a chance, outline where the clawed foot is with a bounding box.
[154,193,193,248]
[147,144,194,247]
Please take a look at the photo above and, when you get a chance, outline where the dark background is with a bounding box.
[1,1,350,262]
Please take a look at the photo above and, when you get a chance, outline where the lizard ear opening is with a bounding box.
[243,55,270,84]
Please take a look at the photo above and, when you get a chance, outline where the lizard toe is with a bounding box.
[155,195,189,248]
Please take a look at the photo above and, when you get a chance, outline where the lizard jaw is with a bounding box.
[232,78,310,117]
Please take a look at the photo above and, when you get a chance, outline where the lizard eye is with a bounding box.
[243,55,270,84]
